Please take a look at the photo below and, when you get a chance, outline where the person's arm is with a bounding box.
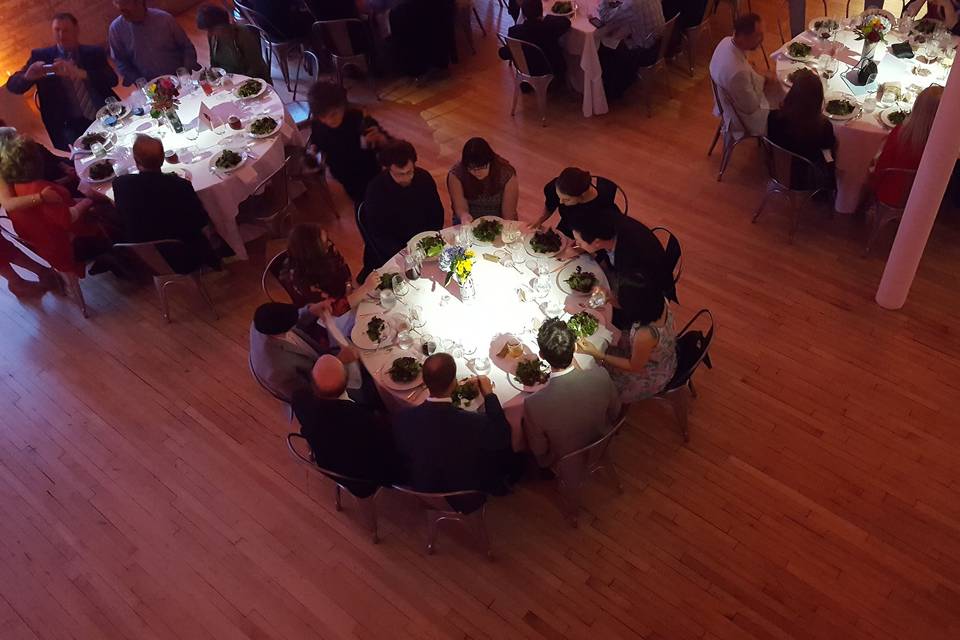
[109,24,139,85]
[170,17,200,71]
[477,377,512,451]
[425,174,445,230]
[6,52,45,95]
[522,409,550,461]
[727,69,764,117]
[0,179,65,213]
[501,174,519,221]
[447,171,472,224]
[529,178,560,229]
[579,326,658,374]
[68,198,95,224]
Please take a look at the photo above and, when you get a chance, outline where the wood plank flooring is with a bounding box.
[1,2,959,638]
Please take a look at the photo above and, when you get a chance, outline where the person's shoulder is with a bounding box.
[148,8,176,20]
[108,16,125,31]
[415,167,437,182]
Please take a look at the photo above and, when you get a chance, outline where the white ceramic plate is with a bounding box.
[163,166,190,180]
[524,229,567,258]
[452,378,483,412]
[548,1,577,17]
[507,359,550,394]
[233,79,267,100]
[879,106,910,128]
[245,116,280,139]
[557,258,602,296]
[83,159,117,184]
[408,231,446,261]
[209,149,247,174]
[823,93,861,121]
[784,42,816,62]
[808,17,840,34]
[471,216,504,246]
[779,62,815,87]
[378,356,423,391]
[351,315,397,350]
[489,333,532,375]
[74,130,117,152]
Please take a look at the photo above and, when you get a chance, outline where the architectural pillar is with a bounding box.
[875,68,960,309]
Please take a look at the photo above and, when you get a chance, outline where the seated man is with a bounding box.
[392,354,514,511]
[249,301,351,400]
[595,0,666,101]
[112,135,218,274]
[292,355,399,495]
[109,0,199,86]
[532,167,620,238]
[361,140,444,277]
[708,13,775,139]
[523,318,621,474]
[498,0,571,78]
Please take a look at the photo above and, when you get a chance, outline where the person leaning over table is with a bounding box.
[523,318,621,475]
[709,13,777,139]
[109,0,199,86]
[577,274,678,403]
[359,140,444,281]
[594,0,666,101]
[6,12,119,152]
[195,4,271,83]
[530,167,620,238]
[904,0,960,34]
[447,137,518,224]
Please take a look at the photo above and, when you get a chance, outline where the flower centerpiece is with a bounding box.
[852,14,889,84]
[144,76,184,133]
[439,246,476,295]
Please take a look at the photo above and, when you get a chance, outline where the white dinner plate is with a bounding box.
[807,16,840,35]
[378,356,423,391]
[163,166,191,180]
[524,229,568,258]
[547,1,577,17]
[351,314,397,350]
[489,333,532,375]
[95,103,132,125]
[507,359,550,394]
[471,216,504,246]
[783,41,816,62]
[779,62,815,87]
[408,231,446,261]
[209,149,247,174]
[879,106,911,128]
[557,258,602,296]
[452,378,484,412]
[83,159,117,184]
[73,130,117,152]
[245,115,280,139]
[823,93,861,121]
[233,79,267,100]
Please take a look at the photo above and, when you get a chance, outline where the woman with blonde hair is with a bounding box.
[872,85,944,205]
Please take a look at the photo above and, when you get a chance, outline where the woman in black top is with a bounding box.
[533,167,620,238]
[307,81,390,206]
[766,70,835,190]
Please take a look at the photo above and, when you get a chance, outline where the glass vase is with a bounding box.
[456,275,476,301]
[165,108,184,134]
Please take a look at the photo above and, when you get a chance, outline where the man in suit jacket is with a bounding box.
[112,135,218,274]
[292,355,399,496]
[500,0,571,77]
[6,13,119,151]
[523,319,621,477]
[391,353,513,512]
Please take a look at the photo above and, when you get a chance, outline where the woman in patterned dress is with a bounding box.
[447,137,518,224]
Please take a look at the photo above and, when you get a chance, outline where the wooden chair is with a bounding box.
[287,433,382,543]
[501,35,555,126]
[863,168,918,256]
[707,77,762,181]
[390,485,493,558]
[752,137,830,240]
[654,309,715,442]
[636,14,681,117]
[549,414,627,527]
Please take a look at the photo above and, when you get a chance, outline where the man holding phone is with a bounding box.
[6,13,119,151]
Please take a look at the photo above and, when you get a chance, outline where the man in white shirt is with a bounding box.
[709,13,776,139]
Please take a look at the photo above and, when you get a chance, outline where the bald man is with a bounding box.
[112,134,217,273]
[292,355,399,495]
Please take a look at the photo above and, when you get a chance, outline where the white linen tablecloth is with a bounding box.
[542,0,610,117]
[773,28,953,213]
[353,226,616,433]
[74,75,303,259]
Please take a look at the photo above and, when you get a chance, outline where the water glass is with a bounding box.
[502,222,521,245]
[184,123,199,142]
[456,225,472,247]
[443,339,464,359]
[104,96,121,117]
[588,287,607,309]
[379,288,396,310]
[472,357,491,376]
[397,330,414,351]
[90,142,106,158]
[420,333,437,356]
[461,340,478,358]
[543,298,563,317]
[392,274,409,297]
[863,96,877,113]
[526,258,542,276]
[176,67,192,93]
[408,305,425,329]
[534,274,552,299]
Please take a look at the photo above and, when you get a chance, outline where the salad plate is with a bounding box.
[379,355,423,391]
[351,314,397,350]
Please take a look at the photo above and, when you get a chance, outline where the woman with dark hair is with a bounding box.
[577,273,677,402]
[534,167,620,237]
[195,4,271,82]
[447,137,518,223]
[766,69,835,189]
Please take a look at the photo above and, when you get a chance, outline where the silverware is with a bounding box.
[405,384,426,400]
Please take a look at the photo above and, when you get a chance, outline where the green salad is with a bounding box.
[236,79,263,98]
[530,228,562,254]
[377,272,399,290]
[826,99,855,116]
[788,42,812,58]
[417,234,444,257]
[249,116,277,136]
[568,311,599,338]
[214,149,242,170]
[473,219,502,243]
[887,109,909,126]
[515,358,550,387]
[88,160,114,181]
[365,316,385,343]
[565,266,597,293]
[388,357,422,383]
[452,380,480,408]
[813,19,838,32]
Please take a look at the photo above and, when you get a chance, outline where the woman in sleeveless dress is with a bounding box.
[447,137,519,224]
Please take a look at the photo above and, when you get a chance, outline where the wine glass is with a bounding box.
[534,274,552,299]
[379,288,396,310]
[404,252,422,280]
[472,356,491,376]
[461,340,478,359]
[392,274,409,297]
[525,258,542,276]
[408,305,425,329]
[104,96,122,118]
[184,122,199,143]
[397,330,413,351]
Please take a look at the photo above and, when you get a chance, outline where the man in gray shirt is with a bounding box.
[108,0,198,85]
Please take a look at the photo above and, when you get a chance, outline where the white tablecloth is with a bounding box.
[773,27,953,213]
[353,226,616,433]
[73,75,303,259]
[542,0,610,117]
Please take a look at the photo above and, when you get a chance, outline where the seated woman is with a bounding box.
[576,274,677,403]
[278,223,351,309]
[766,69,835,190]
[0,136,111,278]
[307,81,390,207]
[872,85,943,206]
[447,138,518,224]
[195,4,271,83]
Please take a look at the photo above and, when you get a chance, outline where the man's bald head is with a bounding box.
[133,134,164,172]
[311,355,347,398]
[423,353,457,397]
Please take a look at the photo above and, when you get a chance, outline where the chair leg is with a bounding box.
[707,123,722,156]
[473,508,493,560]
[335,484,343,511]
[534,84,549,126]
[685,31,696,77]
[717,136,735,181]
[66,274,88,318]
[666,392,690,442]
[193,274,218,320]
[555,478,580,528]
[605,463,624,494]
[752,185,773,222]
[155,278,171,322]
[358,495,379,544]
[688,378,698,398]
[510,78,520,116]
[425,512,440,554]
[473,7,487,36]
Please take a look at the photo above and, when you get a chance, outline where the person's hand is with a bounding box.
[39,187,65,205]
[306,299,334,318]
[336,346,359,365]
[477,375,494,396]
[576,338,602,359]
[52,59,80,79]
[24,60,47,82]
[362,127,387,147]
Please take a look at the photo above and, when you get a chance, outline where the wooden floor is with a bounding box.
[2,2,960,638]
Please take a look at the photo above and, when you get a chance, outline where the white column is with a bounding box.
[875,67,960,309]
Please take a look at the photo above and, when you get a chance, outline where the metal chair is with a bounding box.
[707,77,762,181]
[390,485,493,558]
[355,201,389,269]
[248,353,295,422]
[614,183,630,216]
[863,168,917,256]
[636,14,680,117]
[234,0,306,91]
[287,433,382,543]
[261,249,292,302]
[456,0,487,54]
[112,239,218,323]
[237,153,298,240]
[501,35,555,126]
[310,19,378,97]
[654,309,715,442]
[683,0,716,76]
[549,415,627,527]
[752,137,829,241]
[651,226,683,287]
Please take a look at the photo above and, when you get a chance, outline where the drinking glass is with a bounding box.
[461,340,478,358]
[526,258,542,276]
[863,96,877,113]
[404,252,421,280]
[391,274,409,297]
[456,225,472,247]
[397,330,414,351]
[408,305,425,329]
[176,67,192,93]
[588,287,607,309]
[104,96,121,117]
[420,333,437,356]
[379,288,396,310]
[472,356,491,376]
[502,222,521,245]
[184,123,199,142]
[534,274,552,299]
[543,298,563,317]
[212,117,226,136]
[90,142,106,158]
[443,339,464,359]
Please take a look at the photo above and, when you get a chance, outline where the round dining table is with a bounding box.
[350,223,618,435]
[72,73,303,260]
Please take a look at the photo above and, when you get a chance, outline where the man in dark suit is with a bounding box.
[292,355,399,496]
[499,0,571,77]
[6,13,119,151]
[112,135,218,274]
[391,354,514,511]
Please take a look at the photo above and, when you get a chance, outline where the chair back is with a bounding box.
[759,137,823,192]
[286,433,378,485]
[553,416,627,486]
[607,179,629,215]
[503,35,553,77]
[261,249,295,303]
[710,76,752,135]
[663,309,715,392]
[873,167,917,209]
[355,201,387,266]
[651,226,683,285]
[234,0,290,43]
[390,485,488,514]
[245,153,295,222]
[112,239,183,276]
[654,14,680,66]
[248,353,292,402]
[311,19,370,58]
